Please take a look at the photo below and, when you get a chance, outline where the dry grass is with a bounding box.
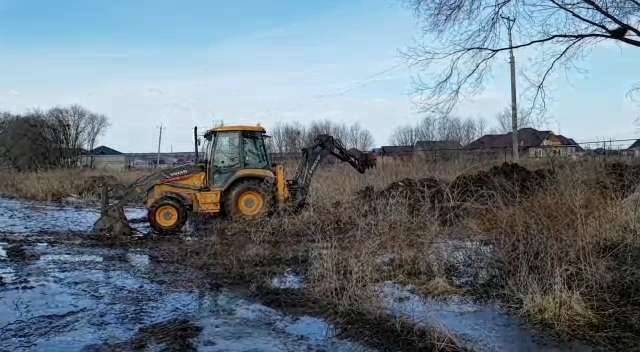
[469,162,640,343]
[258,159,640,347]
[5,158,640,348]
[0,168,147,202]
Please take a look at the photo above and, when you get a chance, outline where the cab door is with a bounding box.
[210,131,241,187]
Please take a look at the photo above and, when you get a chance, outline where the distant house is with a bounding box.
[81,145,127,170]
[466,128,583,158]
[413,140,463,161]
[80,146,199,170]
[415,140,462,151]
[624,139,640,158]
[91,146,123,156]
[377,145,415,161]
[126,152,196,169]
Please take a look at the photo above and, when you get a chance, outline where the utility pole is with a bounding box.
[503,15,519,162]
[156,124,163,168]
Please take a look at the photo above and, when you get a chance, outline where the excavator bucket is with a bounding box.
[93,205,134,237]
[92,182,135,237]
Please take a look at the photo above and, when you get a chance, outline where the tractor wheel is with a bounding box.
[225,179,274,220]
[148,198,188,234]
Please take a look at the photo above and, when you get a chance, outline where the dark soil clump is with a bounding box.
[5,244,39,261]
[360,163,552,213]
[600,162,640,198]
[357,177,448,210]
[449,162,550,204]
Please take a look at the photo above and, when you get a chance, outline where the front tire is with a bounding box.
[225,179,274,220]
[148,198,188,234]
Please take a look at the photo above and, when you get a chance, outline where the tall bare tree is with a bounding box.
[86,113,110,168]
[270,120,374,153]
[494,107,546,133]
[404,0,640,115]
[390,115,485,145]
[345,122,374,150]
[0,105,110,171]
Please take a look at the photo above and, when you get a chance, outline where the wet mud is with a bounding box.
[0,195,602,352]
[0,198,368,352]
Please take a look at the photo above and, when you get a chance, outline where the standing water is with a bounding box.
[0,198,368,351]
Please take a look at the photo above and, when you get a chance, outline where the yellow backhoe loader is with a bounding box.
[93,125,375,235]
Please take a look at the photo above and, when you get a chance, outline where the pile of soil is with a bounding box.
[600,162,640,198]
[449,163,550,204]
[360,163,551,210]
[357,177,447,209]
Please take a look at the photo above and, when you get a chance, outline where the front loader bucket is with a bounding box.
[93,205,134,237]
[93,184,134,236]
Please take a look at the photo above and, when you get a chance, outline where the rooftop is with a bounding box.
[208,125,266,134]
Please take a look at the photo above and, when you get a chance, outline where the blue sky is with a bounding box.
[0,0,638,152]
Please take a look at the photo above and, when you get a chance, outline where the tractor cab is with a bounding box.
[203,125,272,187]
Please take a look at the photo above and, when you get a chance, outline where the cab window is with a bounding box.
[213,132,240,169]
[243,133,269,168]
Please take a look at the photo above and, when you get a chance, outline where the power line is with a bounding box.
[313,61,407,99]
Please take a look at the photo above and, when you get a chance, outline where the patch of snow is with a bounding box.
[126,252,150,268]
[271,270,305,289]
[40,254,104,262]
[379,282,593,352]
[282,316,335,341]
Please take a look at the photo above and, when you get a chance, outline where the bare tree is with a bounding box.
[86,113,110,168]
[390,115,485,145]
[390,125,419,145]
[271,120,374,153]
[404,0,640,115]
[270,122,307,153]
[494,107,546,133]
[306,120,348,146]
[345,122,374,150]
[0,105,110,171]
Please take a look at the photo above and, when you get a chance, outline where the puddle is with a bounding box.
[0,197,146,235]
[0,241,368,351]
[126,252,150,268]
[271,269,305,289]
[39,254,104,263]
[379,282,593,352]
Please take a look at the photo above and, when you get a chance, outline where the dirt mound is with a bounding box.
[361,163,550,209]
[449,163,550,204]
[357,177,448,211]
[601,162,640,198]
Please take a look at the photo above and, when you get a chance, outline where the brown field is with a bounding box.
[2,159,640,350]
[0,168,148,202]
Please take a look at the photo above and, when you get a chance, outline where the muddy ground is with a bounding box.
[0,200,370,352]
[0,191,604,352]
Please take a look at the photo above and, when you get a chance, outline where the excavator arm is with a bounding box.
[289,134,375,208]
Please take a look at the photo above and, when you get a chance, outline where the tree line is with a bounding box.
[390,107,545,146]
[0,105,109,171]
[269,120,374,153]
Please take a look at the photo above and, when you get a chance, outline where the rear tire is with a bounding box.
[148,198,188,234]
[225,179,274,220]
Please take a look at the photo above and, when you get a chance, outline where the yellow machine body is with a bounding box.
[144,124,290,218]
[94,124,374,235]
